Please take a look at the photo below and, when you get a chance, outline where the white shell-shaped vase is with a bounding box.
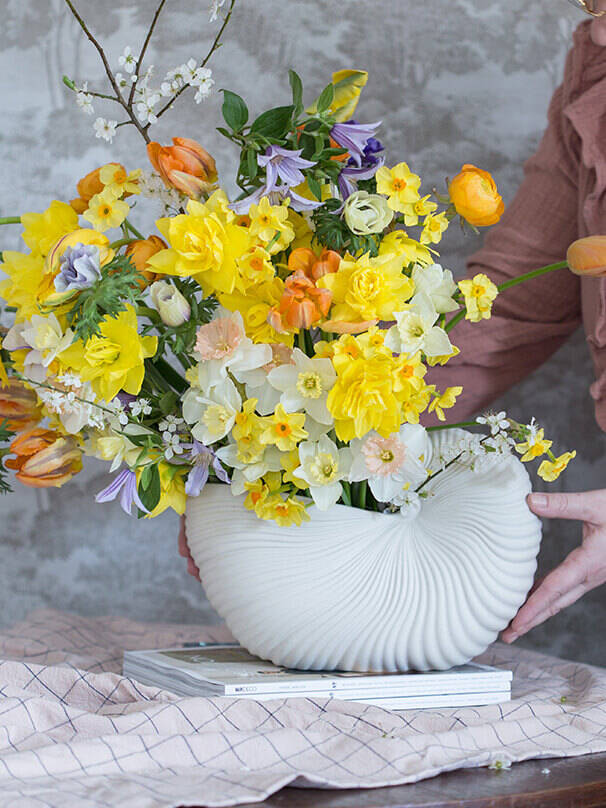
[186,429,542,672]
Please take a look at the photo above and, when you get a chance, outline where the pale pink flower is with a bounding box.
[263,343,294,373]
[195,315,244,360]
[361,435,407,476]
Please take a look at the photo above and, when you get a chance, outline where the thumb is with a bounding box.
[527,491,602,523]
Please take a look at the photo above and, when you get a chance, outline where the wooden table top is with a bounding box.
[231,752,606,808]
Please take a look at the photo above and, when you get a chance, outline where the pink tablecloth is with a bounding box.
[0,610,605,807]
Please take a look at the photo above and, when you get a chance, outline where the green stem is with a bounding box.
[357,480,367,510]
[0,217,21,225]
[426,420,478,432]
[152,356,187,393]
[340,481,352,507]
[445,260,568,333]
[124,219,145,240]
[109,237,137,250]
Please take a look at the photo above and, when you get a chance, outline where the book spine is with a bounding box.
[224,676,511,696]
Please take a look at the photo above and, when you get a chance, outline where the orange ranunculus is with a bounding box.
[147,137,217,198]
[329,135,349,162]
[448,164,504,227]
[70,164,127,214]
[267,270,332,332]
[125,235,168,285]
[5,428,82,488]
[288,247,341,282]
[567,236,606,278]
[0,379,42,431]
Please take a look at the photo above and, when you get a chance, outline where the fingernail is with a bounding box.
[528,493,548,509]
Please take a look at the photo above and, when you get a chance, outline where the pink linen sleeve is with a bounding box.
[429,81,583,423]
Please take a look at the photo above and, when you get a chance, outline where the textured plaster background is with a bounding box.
[1,0,604,663]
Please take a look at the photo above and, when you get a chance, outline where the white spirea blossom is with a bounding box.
[76,90,94,115]
[476,411,509,436]
[93,117,117,143]
[130,398,152,418]
[118,45,137,74]
[159,415,184,434]
[209,0,228,22]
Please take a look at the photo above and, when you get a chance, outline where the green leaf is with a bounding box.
[316,83,335,114]
[289,69,304,115]
[250,105,294,139]
[221,90,249,131]
[138,464,161,513]
[307,174,323,202]
[159,391,178,415]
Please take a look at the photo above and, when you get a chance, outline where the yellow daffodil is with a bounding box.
[375,162,421,213]
[420,212,449,245]
[249,196,294,255]
[538,451,576,482]
[220,278,293,347]
[281,449,307,489]
[233,398,266,463]
[355,326,391,359]
[401,385,432,425]
[428,386,463,422]
[21,200,79,257]
[392,352,427,398]
[99,163,141,197]
[147,192,250,296]
[515,428,552,462]
[379,230,435,267]
[59,305,157,401]
[143,463,187,518]
[83,187,130,232]
[0,251,46,320]
[0,358,9,387]
[318,252,414,324]
[257,492,310,526]
[260,403,307,451]
[236,246,275,290]
[327,352,403,441]
[458,273,499,322]
[403,194,438,227]
[425,344,461,366]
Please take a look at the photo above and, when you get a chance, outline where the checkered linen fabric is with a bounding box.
[0,609,605,807]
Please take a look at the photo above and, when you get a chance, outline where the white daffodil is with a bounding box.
[182,377,241,445]
[238,343,294,416]
[295,435,352,511]
[194,311,272,383]
[385,292,453,358]
[4,314,74,383]
[411,263,458,314]
[349,424,431,504]
[267,348,336,425]
[216,442,282,493]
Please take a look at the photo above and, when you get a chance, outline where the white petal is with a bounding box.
[423,327,453,358]
[310,482,342,511]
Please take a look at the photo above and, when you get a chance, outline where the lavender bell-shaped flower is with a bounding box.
[96,468,148,516]
[185,440,230,497]
[54,243,102,293]
[330,120,382,166]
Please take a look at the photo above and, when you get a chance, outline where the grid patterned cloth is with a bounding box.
[0,610,605,807]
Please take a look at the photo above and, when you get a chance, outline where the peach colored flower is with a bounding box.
[195,315,244,361]
[288,247,341,281]
[5,427,82,488]
[361,435,407,476]
[0,379,42,432]
[125,235,168,286]
[268,270,332,332]
[567,236,606,278]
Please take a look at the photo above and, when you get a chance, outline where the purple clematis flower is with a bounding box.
[230,145,322,214]
[96,468,148,516]
[330,120,382,166]
[55,243,102,293]
[185,440,230,497]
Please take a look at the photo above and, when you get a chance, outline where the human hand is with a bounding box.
[178,515,201,582]
[501,491,606,643]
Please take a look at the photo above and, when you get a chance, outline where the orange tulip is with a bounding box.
[448,164,504,227]
[5,428,82,488]
[288,247,341,281]
[0,379,42,431]
[268,270,332,332]
[567,236,606,278]
[147,137,217,198]
[125,235,168,285]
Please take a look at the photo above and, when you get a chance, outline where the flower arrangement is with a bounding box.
[0,0,578,522]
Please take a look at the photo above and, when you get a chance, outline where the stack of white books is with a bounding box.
[123,643,512,710]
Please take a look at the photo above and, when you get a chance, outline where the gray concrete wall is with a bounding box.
[1,0,604,664]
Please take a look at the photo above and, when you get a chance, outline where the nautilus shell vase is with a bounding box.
[186,429,542,672]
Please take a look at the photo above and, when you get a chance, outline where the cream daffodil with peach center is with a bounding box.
[268,347,336,425]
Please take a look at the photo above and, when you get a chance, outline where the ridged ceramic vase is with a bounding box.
[186,429,542,672]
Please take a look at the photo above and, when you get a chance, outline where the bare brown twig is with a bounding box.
[128,0,168,108]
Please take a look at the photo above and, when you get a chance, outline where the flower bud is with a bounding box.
[150,281,191,327]
[126,235,168,286]
[147,137,217,198]
[448,164,504,227]
[5,428,82,488]
[0,379,42,431]
[344,190,393,235]
[567,236,606,278]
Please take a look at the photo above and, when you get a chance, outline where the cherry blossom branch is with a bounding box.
[128,0,167,108]
[149,0,237,127]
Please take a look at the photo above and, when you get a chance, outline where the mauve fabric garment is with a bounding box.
[431,21,606,430]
